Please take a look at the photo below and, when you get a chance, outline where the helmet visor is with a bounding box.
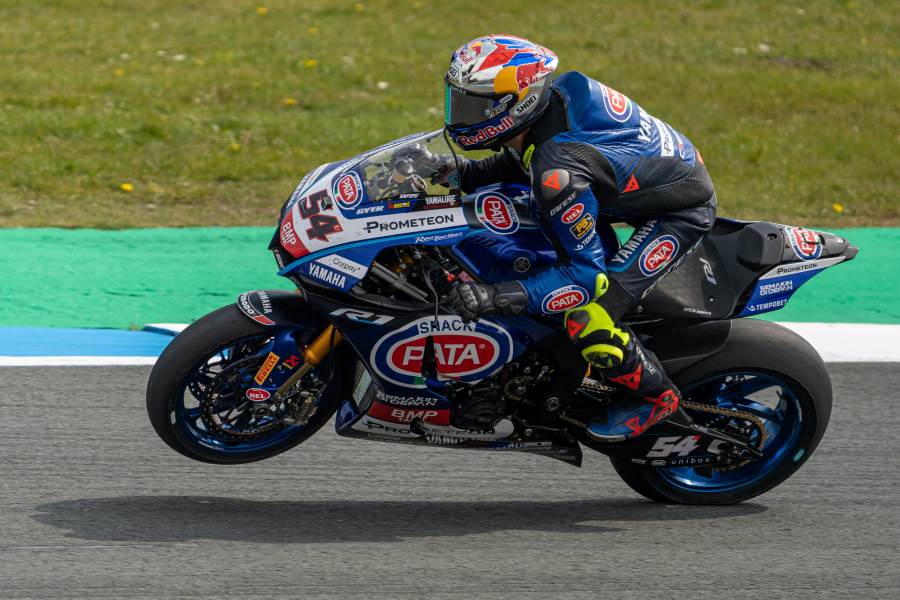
[444,83,504,127]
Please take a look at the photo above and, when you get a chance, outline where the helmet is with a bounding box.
[444,35,558,150]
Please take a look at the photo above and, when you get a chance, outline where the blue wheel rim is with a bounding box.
[657,372,804,494]
[175,333,309,455]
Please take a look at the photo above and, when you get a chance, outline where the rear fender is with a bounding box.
[639,320,732,376]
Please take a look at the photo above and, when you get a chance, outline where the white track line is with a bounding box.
[0,356,159,366]
[0,322,897,366]
[776,323,900,362]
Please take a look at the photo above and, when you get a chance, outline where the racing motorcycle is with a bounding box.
[147,130,857,505]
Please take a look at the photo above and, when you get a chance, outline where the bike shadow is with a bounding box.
[32,496,766,544]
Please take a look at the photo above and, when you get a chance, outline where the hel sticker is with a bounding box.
[541,285,589,313]
[786,226,822,261]
[245,388,271,402]
[569,214,594,240]
[475,192,519,234]
[600,84,633,122]
[639,235,680,276]
[332,172,364,209]
[370,316,513,388]
[253,352,281,385]
[560,203,585,224]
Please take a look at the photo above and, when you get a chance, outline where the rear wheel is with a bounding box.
[146,304,347,464]
[611,319,832,505]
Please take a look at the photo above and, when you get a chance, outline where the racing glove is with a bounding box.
[447,281,528,322]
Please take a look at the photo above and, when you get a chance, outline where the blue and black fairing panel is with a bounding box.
[636,219,857,321]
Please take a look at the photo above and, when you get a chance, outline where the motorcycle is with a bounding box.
[147,129,857,505]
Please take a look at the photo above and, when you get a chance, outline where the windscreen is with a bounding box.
[354,130,488,202]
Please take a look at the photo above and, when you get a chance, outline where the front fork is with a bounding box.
[272,324,343,400]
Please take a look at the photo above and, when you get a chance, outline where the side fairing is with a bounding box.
[315,298,557,440]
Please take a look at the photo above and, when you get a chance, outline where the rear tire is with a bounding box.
[611,319,832,505]
[147,304,347,464]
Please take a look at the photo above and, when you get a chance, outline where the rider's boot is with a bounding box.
[565,302,681,441]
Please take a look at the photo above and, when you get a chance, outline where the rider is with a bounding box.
[442,35,716,440]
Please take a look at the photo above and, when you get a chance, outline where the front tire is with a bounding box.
[611,319,833,505]
[146,304,347,464]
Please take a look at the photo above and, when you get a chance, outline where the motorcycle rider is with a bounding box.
[442,35,716,440]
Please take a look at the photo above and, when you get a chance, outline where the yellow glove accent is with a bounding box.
[582,343,624,368]
[594,273,610,299]
[564,303,631,347]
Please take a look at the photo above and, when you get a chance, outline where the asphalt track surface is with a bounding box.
[1,364,897,600]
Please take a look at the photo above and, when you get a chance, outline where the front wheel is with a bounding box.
[611,319,833,505]
[146,304,347,464]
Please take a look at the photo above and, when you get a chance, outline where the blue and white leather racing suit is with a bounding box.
[458,71,717,428]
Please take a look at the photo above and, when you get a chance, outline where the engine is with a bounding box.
[448,351,556,431]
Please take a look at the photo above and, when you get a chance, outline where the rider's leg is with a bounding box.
[564,201,715,440]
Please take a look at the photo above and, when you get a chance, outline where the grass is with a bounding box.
[0,0,897,228]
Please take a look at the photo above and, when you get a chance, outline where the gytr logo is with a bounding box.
[476,192,519,235]
[541,285,589,313]
[370,316,513,388]
[639,235,680,276]
[332,172,364,209]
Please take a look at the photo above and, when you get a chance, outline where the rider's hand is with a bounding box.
[448,281,528,322]
[391,144,457,188]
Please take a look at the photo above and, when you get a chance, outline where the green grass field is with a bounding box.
[1,0,897,228]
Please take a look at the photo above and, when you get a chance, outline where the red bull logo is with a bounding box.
[456,116,515,147]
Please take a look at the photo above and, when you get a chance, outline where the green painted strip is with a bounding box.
[1,227,896,328]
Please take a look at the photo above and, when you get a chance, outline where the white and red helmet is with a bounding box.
[444,35,558,150]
